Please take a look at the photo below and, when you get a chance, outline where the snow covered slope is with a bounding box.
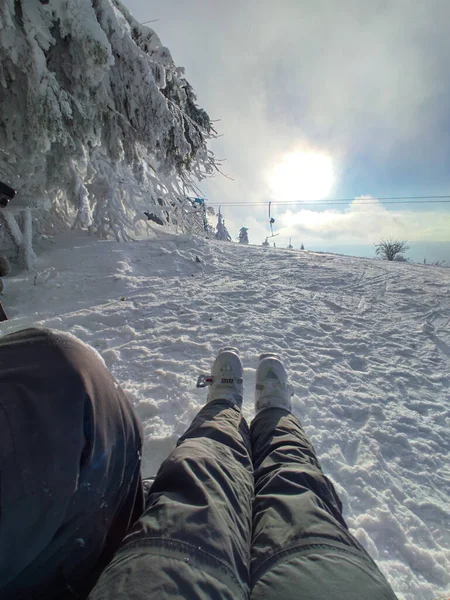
[1,232,449,600]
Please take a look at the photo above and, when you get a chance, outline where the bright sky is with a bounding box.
[123,0,450,261]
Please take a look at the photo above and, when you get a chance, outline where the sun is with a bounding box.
[267,151,335,202]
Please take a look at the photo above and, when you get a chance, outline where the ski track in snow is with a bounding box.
[1,231,450,600]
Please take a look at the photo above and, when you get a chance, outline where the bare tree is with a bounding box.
[375,239,409,261]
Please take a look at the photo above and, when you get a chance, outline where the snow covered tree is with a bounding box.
[375,239,409,261]
[238,227,249,244]
[0,0,219,267]
[215,208,231,241]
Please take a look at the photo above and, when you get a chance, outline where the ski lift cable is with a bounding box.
[183,194,450,208]
[206,200,450,207]
[206,195,450,207]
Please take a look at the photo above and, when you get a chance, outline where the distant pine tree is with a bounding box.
[215,209,231,241]
[239,227,249,244]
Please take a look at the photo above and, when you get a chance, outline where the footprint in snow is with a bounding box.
[348,355,368,372]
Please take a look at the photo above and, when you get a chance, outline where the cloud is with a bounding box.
[278,197,450,243]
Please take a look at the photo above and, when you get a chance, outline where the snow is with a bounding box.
[1,231,450,600]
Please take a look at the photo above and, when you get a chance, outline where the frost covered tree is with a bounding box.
[215,208,231,241]
[0,0,218,267]
[375,239,409,261]
[238,227,249,244]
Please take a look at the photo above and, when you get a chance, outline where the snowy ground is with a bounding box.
[1,230,449,600]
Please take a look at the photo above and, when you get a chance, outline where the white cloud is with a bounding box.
[278,197,450,243]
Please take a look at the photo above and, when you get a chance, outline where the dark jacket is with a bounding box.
[0,328,144,599]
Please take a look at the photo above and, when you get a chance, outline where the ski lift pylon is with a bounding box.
[268,202,279,238]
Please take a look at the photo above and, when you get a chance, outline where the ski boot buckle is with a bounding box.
[196,374,214,388]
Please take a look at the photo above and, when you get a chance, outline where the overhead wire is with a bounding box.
[206,196,450,208]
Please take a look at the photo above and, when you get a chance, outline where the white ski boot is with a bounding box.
[196,347,243,407]
[255,353,293,413]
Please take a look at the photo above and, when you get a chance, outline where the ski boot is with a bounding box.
[255,353,293,413]
[196,347,243,407]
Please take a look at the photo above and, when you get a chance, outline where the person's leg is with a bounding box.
[0,328,144,599]
[89,349,254,600]
[250,355,398,600]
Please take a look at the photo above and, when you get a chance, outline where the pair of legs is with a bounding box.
[0,330,397,599]
[90,350,398,599]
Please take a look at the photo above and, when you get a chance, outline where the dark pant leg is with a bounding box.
[89,400,254,600]
[0,328,144,599]
[249,408,398,600]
